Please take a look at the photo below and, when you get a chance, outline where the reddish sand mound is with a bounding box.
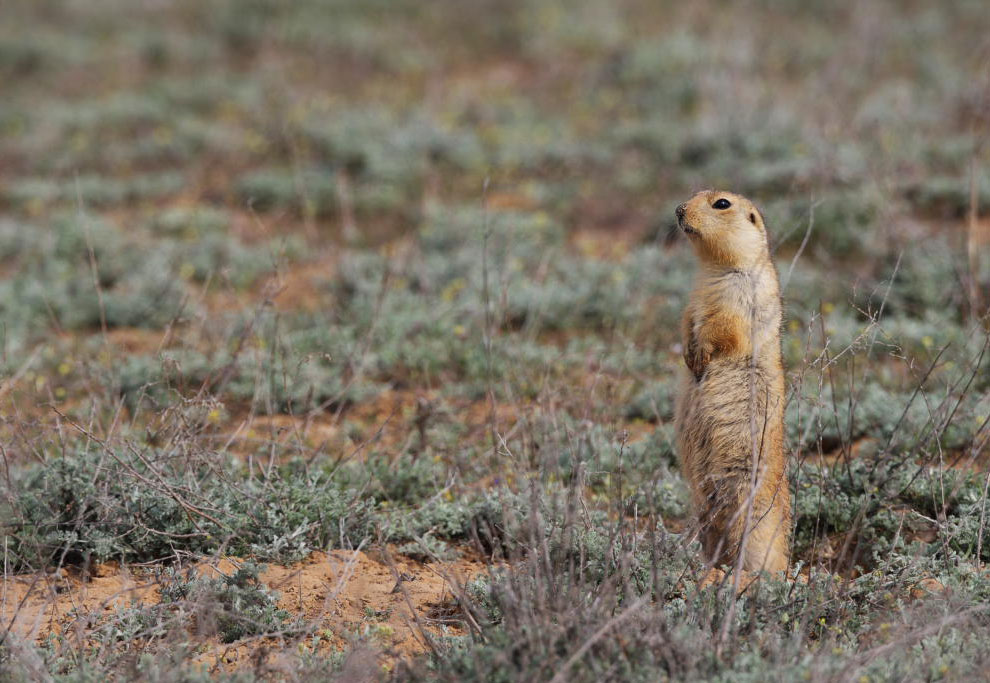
[1,546,487,672]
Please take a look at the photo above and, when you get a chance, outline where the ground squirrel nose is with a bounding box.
[675,203,686,220]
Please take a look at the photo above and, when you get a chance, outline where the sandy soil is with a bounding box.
[1,546,487,673]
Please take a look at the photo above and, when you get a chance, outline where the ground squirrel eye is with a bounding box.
[749,212,756,224]
[712,198,731,210]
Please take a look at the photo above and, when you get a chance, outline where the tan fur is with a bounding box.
[673,190,791,574]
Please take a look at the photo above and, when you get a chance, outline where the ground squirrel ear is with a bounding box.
[748,205,766,230]
[749,204,773,250]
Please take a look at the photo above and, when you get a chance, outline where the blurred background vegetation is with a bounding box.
[1,0,989,681]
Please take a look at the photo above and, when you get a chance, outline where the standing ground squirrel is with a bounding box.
[673,190,791,574]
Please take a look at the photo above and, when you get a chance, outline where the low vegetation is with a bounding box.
[1,0,988,681]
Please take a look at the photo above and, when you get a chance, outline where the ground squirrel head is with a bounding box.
[675,190,768,268]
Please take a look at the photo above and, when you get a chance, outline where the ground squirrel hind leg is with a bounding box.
[699,490,746,570]
[701,483,789,574]
[742,504,790,573]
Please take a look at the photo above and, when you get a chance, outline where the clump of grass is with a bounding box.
[766,189,882,258]
[160,561,294,643]
[2,445,377,569]
[904,174,990,218]
[4,0,990,679]
[236,166,339,217]
[402,457,990,682]
[4,172,185,209]
[2,430,517,571]
[149,205,231,238]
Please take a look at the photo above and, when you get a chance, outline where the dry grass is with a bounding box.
[1,0,989,680]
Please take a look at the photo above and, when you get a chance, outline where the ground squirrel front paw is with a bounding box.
[684,341,711,381]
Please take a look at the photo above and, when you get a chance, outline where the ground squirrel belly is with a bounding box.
[673,190,791,573]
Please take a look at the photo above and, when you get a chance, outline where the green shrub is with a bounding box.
[160,561,295,643]
[904,173,990,217]
[235,166,338,216]
[3,447,376,569]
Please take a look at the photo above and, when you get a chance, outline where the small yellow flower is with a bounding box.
[921,336,934,349]
[219,100,240,121]
[71,131,88,152]
[245,131,268,153]
[453,324,466,338]
[822,302,835,314]
[207,409,221,424]
[367,623,394,642]
[58,362,72,376]
[152,126,173,145]
[441,278,467,302]
[288,104,307,124]
[179,262,196,280]
[55,387,67,400]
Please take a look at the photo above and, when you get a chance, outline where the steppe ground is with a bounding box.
[1,1,990,681]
